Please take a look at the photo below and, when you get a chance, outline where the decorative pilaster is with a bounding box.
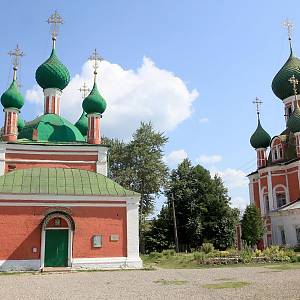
[256,148,267,168]
[294,132,300,157]
[2,108,19,142]
[87,113,101,144]
[44,88,62,114]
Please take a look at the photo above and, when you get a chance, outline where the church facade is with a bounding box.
[248,24,300,249]
[0,12,142,271]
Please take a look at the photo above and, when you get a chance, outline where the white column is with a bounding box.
[0,143,6,176]
[44,88,62,115]
[96,146,108,176]
[126,198,142,268]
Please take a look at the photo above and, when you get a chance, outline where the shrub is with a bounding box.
[161,249,176,257]
[262,246,294,262]
[218,251,230,258]
[201,243,214,254]
[193,251,206,262]
[149,252,163,260]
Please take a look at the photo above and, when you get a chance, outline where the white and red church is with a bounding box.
[248,24,300,249]
[0,12,142,271]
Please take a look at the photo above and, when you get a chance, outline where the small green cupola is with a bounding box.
[75,111,88,136]
[1,80,24,110]
[272,28,300,100]
[35,11,70,91]
[35,48,70,90]
[271,53,300,100]
[250,117,271,149]
[82,82,107,114]
[17,115,25,132]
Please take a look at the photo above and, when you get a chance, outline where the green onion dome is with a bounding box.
[17,116,25,132]
[272,53,300,100]
[82,82,106,114]
[287,104,300,133]
[35,49,70,90]
[1,80,24,109]
[250,118,271,149]
[75,111,88,136]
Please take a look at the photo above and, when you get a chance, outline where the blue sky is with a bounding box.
[0,0,298,212]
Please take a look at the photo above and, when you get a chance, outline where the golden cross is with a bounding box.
[79,82,91,98]
[252,97,263,116]
[47,11,63,48]
[89,49,103,81]
[289,75,298,96]
[8,44,24,81]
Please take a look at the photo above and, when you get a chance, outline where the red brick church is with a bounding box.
[0,12,142,271]
[248,21,300,248]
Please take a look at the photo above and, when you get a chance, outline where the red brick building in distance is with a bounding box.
[248,23,300,248]
[0,12,142,271]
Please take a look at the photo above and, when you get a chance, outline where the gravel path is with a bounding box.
[0,266,299,300]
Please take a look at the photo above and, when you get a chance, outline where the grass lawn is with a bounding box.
[142,253,300,270]
[264,263,300,271]
[202,281,251,289]
[154,279,188,285]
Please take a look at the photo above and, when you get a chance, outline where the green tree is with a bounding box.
[103,122,168,252]
[144,205,173,252]
[145,159,239,252]
[241,204,265,247]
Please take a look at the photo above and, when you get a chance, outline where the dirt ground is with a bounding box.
[0,265,299,299]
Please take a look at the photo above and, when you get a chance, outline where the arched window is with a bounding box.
[264,193,270,213]
[261,187,270,214]
[273,185,287,209]
[271,138,284,162]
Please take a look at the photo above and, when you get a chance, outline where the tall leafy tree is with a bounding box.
[241,204,265,247]
[146,159,239,251]
[103,122,168,252]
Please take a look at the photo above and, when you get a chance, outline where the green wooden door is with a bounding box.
[44,230,69,267]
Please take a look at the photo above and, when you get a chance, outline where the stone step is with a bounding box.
[42,267,72,273]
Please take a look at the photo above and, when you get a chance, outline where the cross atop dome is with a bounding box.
[289,74,299,104]
[47,11,64,49]
[252,97,262,118]
[89,49,103,82]
[283,19,294,53]
[8,44,24,81]
[79,82,91,99]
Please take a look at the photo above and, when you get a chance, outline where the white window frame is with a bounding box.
[273,185,288,209]
[271,139,284,162]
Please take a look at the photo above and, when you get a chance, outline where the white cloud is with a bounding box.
[197,154,222,165]
[164,149,188,165]
[231,196,248,213]
[26,85,43,104]
[199,117,209,123]
[26,57,199,139]
[210,168,248,189]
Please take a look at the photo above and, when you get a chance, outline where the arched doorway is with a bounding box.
[40,212,75,269]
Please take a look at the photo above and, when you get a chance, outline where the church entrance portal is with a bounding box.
[41,212,75,269]
[44,229,68,267]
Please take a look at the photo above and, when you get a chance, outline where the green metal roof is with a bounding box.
[250,118,271,149]
[35,48,70,90]
[272,53,300,100]
[1,80,24,109]
[82,82,107,114]
[18,114,85,143]
[0,168,139,197]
